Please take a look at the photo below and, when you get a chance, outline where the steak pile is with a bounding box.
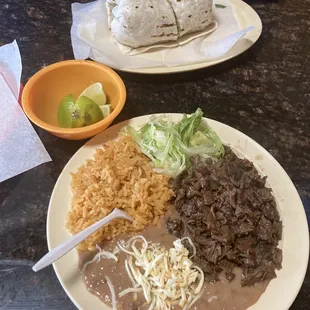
[166,147,282,286]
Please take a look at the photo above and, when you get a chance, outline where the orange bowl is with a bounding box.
[22,60,126,140]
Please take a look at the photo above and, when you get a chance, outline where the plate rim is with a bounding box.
[106,0,263,74]
[47,114,309,310]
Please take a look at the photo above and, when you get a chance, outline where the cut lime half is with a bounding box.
[100,105,111,118]
[57,94,75,128]
[78,82,107,106]
[71,96,104,128]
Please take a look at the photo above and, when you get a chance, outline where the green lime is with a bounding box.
[57,94,75,128]
[78,82,107,106]
[71,96,104,128]
[100,104,111,118]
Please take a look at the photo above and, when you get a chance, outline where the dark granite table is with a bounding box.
[0,0,309,309]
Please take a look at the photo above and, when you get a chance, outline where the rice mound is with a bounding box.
[66,136,173,251]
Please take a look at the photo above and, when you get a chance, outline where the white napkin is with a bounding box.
[71,0,255,69]
[0,41,51,183]
[0,40,22,99]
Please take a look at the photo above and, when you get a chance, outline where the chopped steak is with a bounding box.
[166,147,282,286]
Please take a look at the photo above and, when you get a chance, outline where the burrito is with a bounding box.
[107,0,213,48]
[168,0,213,37]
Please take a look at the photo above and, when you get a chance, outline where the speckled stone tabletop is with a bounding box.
[0,0,309,309]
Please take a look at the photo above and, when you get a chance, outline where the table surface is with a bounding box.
[0,0,309,309]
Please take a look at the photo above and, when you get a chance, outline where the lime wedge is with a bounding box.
[57,94,75,128]
[71,96,104,128]
[78,82,107,106]
[100,104,111,118]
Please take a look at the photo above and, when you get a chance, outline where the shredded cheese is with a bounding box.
[105,276,117,310]
[82,244,118,274]
[118,236,204,310]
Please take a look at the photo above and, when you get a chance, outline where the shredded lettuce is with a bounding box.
[125,108,224,177]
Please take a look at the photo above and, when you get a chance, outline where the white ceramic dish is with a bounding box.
[47,114,309,310]
[121,0,262,74]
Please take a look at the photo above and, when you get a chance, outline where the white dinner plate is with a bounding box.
[121,0,262,74]
[47,114,309,310]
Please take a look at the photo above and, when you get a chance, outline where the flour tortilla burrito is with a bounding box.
[167,0,213,37]
[107,0,178,48]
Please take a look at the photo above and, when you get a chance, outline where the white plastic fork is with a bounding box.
[32,208,133,272]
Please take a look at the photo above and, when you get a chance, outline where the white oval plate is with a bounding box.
[121,0,262,74]
[47,114,309,310]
